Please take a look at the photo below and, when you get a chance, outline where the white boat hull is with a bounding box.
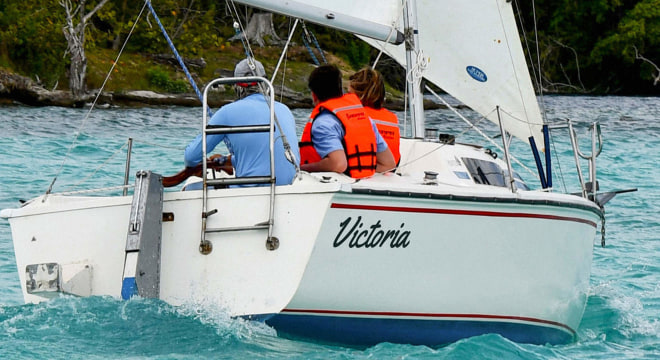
[6,178,339,315]
[266,190,599,345]
[2,141,602,346]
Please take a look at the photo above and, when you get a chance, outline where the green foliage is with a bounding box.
[516,0,658,93]
[590,0,660,90]
[121,1,224,56]
[1,0,657,95]
[345,41,371,70]
[173,5,224,55]
[146,67,188,93]
[92,0,125,49]
[301,24,375,70]
[592,0,660,59]
[0,1,68,88]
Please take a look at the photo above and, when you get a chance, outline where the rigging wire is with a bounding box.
[394,116,487,173]
[494,2,538,144]
[301,21,326,65]
[145,1,210,117]
[63,135,185,190]
[54,126,188,190]
[530,0,546,114]
[513,0,544,107]
[227,0,256,60]
[56,185,135,196]
[425,85,538,179]
[532,0,568,193]
[275,18,297,103]
[513,0,568,192]
[371,0,406,70]
[271,18,299,88]
[227,0,299,173]
[63,140,130,191]
[308,27,327,64]
[44,0,149,199]
[232,22,251,58]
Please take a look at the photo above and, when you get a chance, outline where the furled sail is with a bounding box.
[231,0,404,44]
[233,0,544,145]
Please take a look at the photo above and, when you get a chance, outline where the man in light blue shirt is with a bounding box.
[184,58,300,187]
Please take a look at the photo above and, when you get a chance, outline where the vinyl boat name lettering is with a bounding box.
[333,216,411,248]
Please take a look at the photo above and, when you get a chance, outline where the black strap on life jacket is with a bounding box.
[345,143,377,173]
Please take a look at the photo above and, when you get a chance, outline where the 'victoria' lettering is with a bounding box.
[333,216,411,249]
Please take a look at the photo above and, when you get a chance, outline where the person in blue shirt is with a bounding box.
[184,57,300,188]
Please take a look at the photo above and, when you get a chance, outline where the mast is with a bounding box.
[403,0,425,138]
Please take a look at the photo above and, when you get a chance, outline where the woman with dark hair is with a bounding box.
[349,67,401,164]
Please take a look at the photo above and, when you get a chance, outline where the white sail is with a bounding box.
[232,0,405,44]
[360,0,545,145]
[235,0,544,145]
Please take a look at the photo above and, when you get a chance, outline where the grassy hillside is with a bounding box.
[82,43,405,106]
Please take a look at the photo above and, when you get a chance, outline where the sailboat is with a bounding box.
[1,0,631,347]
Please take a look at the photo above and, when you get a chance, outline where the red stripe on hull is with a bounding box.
[330,203,597,227]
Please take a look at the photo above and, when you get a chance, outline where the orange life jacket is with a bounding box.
[299,93,378,178]
[365,107,400,164]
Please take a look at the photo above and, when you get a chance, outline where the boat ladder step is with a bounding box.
[206,124,271,134]
[206,176,272,187]
[198,76,280,254]
[205,222,270,233]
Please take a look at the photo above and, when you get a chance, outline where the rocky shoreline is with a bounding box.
[0,69,444,111]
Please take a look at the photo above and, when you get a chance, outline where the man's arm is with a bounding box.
[184,111,226,167]
[375,147,396,173]
[301,113,347,173]
[300,150,347,173]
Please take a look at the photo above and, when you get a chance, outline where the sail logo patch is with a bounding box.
[466,66,487,82]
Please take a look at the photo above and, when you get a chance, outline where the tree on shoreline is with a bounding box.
[61,0,110,98]
[0,1,657,96]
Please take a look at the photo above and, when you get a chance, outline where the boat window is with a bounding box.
[462,158,529,190]
[461,158,528,190]
[462,158,506,186]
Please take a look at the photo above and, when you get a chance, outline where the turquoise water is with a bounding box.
[0,96,658,359]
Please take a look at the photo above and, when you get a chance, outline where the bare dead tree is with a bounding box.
[541,74,588,93]
[550,38,586,91]
[230,12,282,47]
[633,46,660,86]
[61,0,110,97]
